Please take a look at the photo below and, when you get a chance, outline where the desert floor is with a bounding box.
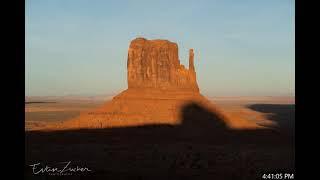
[25,96,295,180]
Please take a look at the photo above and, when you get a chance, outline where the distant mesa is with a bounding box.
[46,37,258,130]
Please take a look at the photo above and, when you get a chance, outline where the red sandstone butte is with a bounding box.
[127,38,199,91]
[50,37,258,130]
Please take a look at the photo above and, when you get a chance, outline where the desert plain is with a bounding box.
[25,95,294,180]
[25,38,294,180]
[25,95,294,131]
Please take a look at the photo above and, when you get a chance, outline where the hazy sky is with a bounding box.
[26,0,295,97]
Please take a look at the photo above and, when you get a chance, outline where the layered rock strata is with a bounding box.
[127,38,199,91]
[48,38,258,130]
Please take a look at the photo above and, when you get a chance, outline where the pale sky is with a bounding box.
[26,0,295,97]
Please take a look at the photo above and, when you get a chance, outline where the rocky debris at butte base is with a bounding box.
[49,37,258,130]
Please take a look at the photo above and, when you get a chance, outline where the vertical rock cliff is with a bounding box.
[127,38,199,92]
[49,37,258,130]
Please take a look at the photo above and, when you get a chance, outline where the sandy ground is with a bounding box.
[210,96,294,128]
[25,96,294,131]
[25,96,295,180]
[25,99,106,130]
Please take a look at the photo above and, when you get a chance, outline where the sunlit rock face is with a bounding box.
[47,38,258,130]
[127,38,199,92]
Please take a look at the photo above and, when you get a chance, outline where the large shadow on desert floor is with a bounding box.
[247,104,295,136]
[25,102,295,180]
